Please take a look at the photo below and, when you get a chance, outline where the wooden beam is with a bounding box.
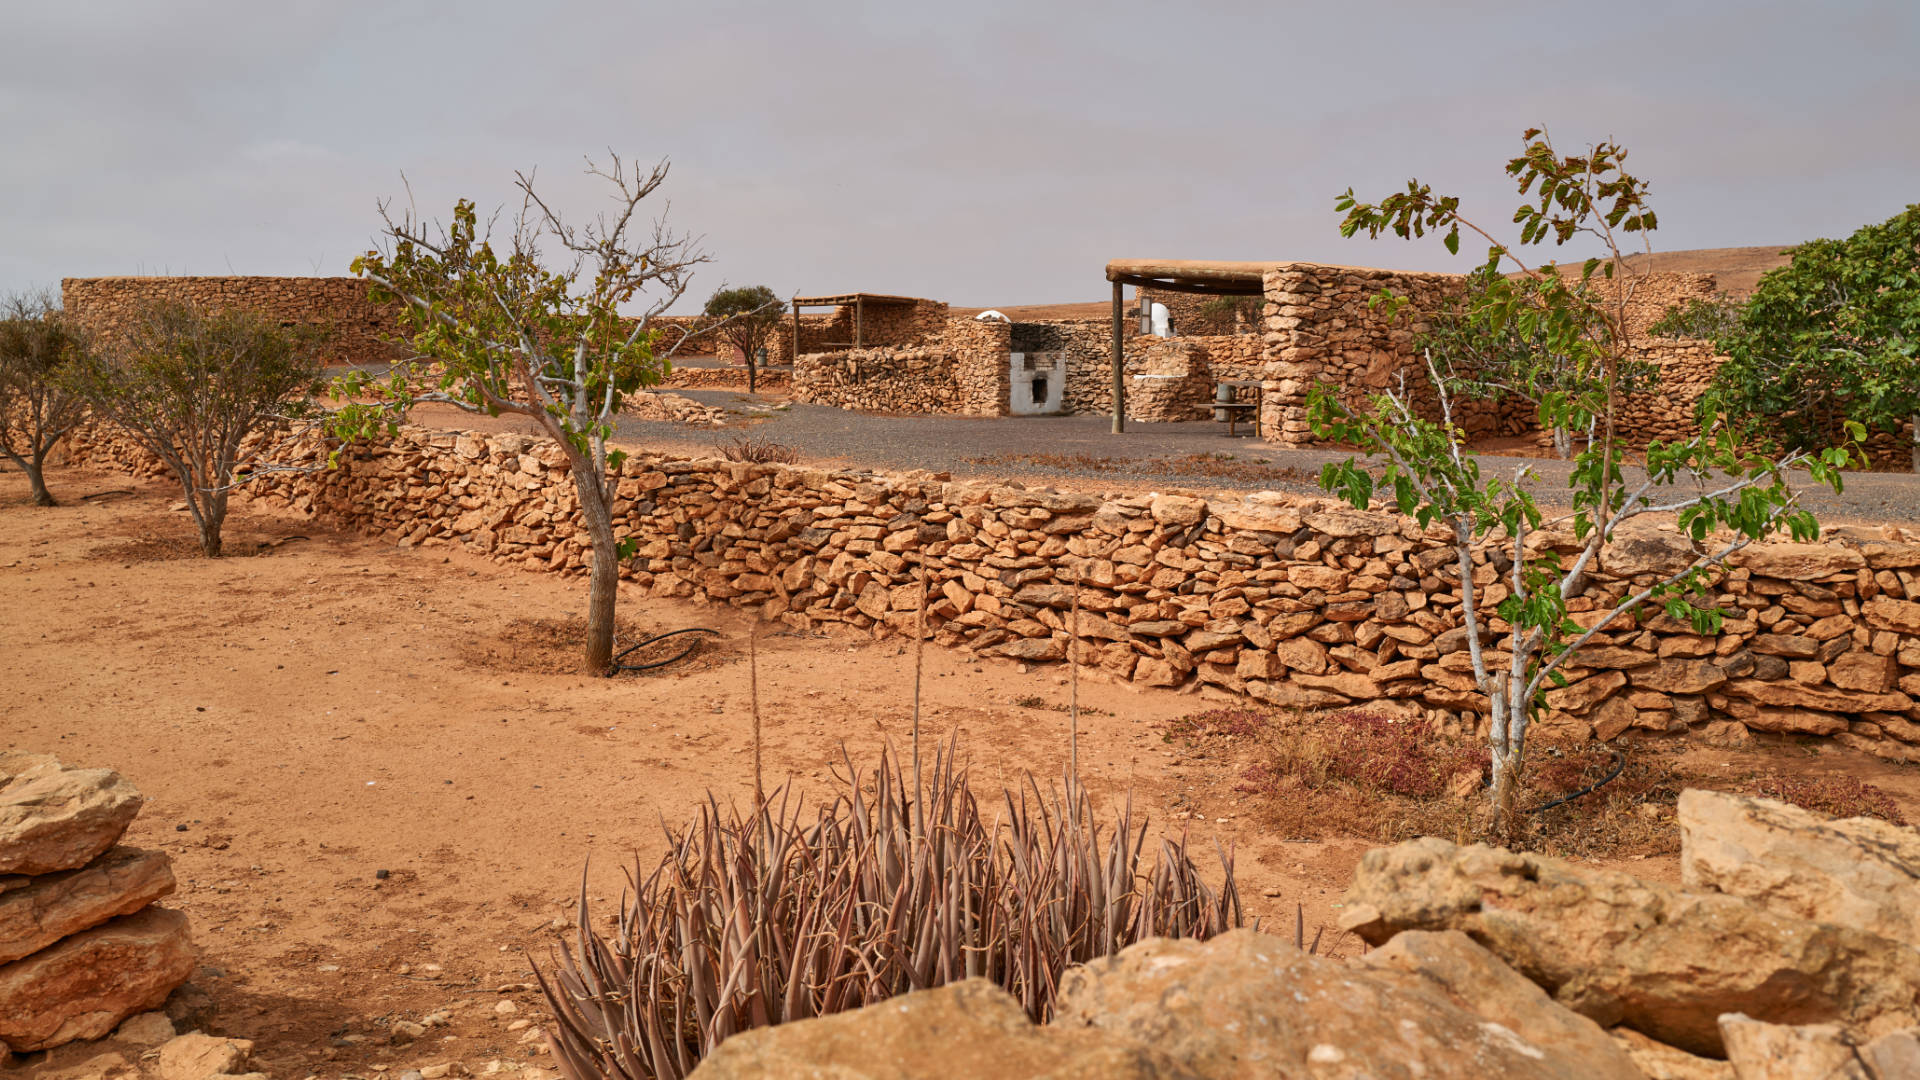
[1110,280,1124,434]
[855,295,864,348]
[1109,273,1265,296]
[791,300,800,363]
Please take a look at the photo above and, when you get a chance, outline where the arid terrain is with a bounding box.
[7,443,1917,1079]
[2,463,1366,1078]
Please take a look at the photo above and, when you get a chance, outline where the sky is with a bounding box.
[4,1,1917,311]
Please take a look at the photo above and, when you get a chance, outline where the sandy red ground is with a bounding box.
[6,456,1914,1079]
[3,463,1376,1078]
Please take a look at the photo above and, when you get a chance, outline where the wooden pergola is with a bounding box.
[789,292,926,351]
[1103,260,1270,433]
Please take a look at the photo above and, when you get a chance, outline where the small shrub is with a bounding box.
[716,433,801,464]
[537,743,1245,1080]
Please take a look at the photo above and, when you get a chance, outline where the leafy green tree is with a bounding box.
[1319,128,1858,829]
[1708,206,1920,469]
[701,284,785,393]
[343,156,743,674]
[1415,268,1654,459]
[64,300,322,555]
[0,291,89,506]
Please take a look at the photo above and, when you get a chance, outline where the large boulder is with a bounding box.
[0,906,196,1052]
[0,847,176,965]
[1340,837,1920,1057]
[0,755,144,876]
[1356,930,1643,1078]
[1679,789,1920,950]
[688,978,1200,1080]
[1714,1014,1913,1080]
[1052,928,1639,1079]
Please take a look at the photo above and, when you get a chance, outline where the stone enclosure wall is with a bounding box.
[62,276,409,367]
[67,422,1920,762]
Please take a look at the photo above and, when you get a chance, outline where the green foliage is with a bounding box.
[1646,292,1746,340]
[0,291,90,506]
[342,157,722,673]
[63,300,322,555]
[701,283,785,391]
[1706,207,1920,456]
[1320,127,1859,828]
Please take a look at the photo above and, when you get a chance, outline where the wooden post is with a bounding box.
[790,300,800,363]
[855,295,865,347]
[1110,280,1125,434]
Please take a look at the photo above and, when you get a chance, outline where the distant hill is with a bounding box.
[951,246,1799,319]
[1610,245,1797,296]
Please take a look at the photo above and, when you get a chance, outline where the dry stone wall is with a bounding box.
[1258,264,1474,446]
[66,423,1920,760]
[793,316,1009,417]
[61,276,407,367]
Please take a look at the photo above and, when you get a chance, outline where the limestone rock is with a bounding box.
[686,978,1199,1080]
[0,846,176,965]
[1679,789,1920,950]
[1730,544,1866,580]
[0,755,144,876]
[1339,837,1920,1057]
[112,1010,174,1046]
[1357,930,1643,1078]
[1609,1027,1733,1080]
[158,1033,254,1080]
[1860,1028,1920,1079]
[1863,597,1920,635]
[0,907,196,1052]
[1053,928,1636,1079]
[1149,495,1206,527]
[1717,1014,1871,1080]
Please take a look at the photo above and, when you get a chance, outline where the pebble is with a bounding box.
[376,869,391,880]
[495,1000,518,1016]
[420,1067,451,1079]
[506,1019,531,1032]
[400,1072,425,1080]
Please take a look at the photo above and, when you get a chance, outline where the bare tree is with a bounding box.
[343,156,737,673]
[63,300,322,556]
[0,292,89,506]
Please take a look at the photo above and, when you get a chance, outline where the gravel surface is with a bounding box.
[609,390,1920,527]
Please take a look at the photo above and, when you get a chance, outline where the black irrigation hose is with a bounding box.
[1524,747,1628,815]
[606,627,721,676]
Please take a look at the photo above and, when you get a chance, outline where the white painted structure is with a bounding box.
[1009,351,1066,414]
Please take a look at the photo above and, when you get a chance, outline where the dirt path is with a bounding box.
[3,464,1367,1079]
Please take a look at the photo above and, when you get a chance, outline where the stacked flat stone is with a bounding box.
[0,754,195,1053]
[68,422,1920,761]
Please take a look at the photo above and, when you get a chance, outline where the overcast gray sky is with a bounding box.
[4,1,1916,310]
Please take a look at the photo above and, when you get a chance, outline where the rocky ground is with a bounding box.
[690,789,1920,1079]
[6,459,1919,1080]
[0,462,1373,1079]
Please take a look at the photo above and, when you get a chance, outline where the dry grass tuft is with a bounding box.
[1172,706,1909,859]
[716,433,802,464]
[536,741,1246,1080]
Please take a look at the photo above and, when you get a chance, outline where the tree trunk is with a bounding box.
[745,341,758,394]
[25,447,55,507]
[1552,426,1572,460]
[1487,684,1523,836]
[574,466,620,675]
[192,486,229,558]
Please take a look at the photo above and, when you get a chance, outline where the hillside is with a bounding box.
[952,246,1798,320]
